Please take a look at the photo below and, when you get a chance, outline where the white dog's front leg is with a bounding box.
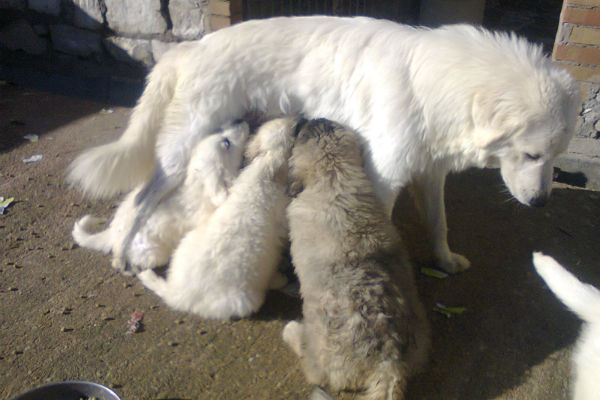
[412,170,470,273]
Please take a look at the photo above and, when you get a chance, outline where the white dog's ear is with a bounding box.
[471,92,506,149]
[204,172,230,206]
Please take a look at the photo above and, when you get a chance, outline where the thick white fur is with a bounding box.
[72,122,248,272]
[67,17,581,273]
[283,120,430,400]
[533,252,600,400]
[137,118,296,320]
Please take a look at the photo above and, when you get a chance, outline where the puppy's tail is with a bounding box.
[66,61,178,199]
[361,361,407,400]
[72,215,113,254]
[533,252,600,325]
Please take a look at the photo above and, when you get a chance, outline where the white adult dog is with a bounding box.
[533,252,600,400]
[72,122,248,272]
[137,118,296,320]
[67,16,581,273]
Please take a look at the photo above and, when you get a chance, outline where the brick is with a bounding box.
[209,15,231,31]
[562,6,600,26]
[565,0,600,6]
[554,44,600,65]
[557,62,600,82]
[209,0,230,16]
[570,26,600,45]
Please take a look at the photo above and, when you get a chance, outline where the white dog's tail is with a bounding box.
[72,215,113,254]
[361,361,406,400]
[66,61,177,199]
[533,252,600,325]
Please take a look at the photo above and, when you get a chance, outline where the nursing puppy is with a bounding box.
[533,252,600,400]
[283,120,430,400]
[72,122,248,273]
[66,17,581,273]
[137,118,297,320]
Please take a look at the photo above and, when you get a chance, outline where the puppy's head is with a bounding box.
[288,119,363,194]
[471,58,581,207]
[186,121,249,206]
[245,117,301,162]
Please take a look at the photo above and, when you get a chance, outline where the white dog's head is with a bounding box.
[186,121,249,205]
[471,55,581,207]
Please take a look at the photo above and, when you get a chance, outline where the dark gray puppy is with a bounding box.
[283,119,430,400]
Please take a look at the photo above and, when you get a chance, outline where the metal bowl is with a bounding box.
[12,381,121,400]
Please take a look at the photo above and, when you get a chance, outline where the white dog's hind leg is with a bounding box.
[72,215,113,254]
[412,170,470,273]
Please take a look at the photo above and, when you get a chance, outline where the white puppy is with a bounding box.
[137,118,297,320]
[283,120,430,400]
[72,122,248,272]
[67,17,581,273]
[533,252,600,400]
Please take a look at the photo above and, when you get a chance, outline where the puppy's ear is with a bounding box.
[204,172,230,207]
[471,92,507,149]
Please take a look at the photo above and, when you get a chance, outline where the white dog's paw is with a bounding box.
[436,252,471,274]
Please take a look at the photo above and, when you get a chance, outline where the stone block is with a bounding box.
[105,36,154,66]
[169,0,208,40]
[105,0,167,36]
[73,0,104,30]
[0,19,47,55]
[151,40,178,62]
[29,0,60,16]
[49,24,102,58]
[0,0,25,9]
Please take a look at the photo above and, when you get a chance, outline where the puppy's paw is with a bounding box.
[436,251,471,274]
[282,320,302,356]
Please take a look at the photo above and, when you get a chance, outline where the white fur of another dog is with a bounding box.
[66,17,581,273]
[533,252,600,400]
[136,118,296,320]
[72,122,248,272]
[283,119,430,400]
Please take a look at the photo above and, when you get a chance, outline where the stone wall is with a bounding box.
[0,0,235,104]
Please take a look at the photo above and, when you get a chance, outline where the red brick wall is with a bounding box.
[553,0,600,95]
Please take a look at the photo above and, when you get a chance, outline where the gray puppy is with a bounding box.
[283,119,430,400]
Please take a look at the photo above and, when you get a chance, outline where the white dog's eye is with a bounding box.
[524,153,541,161]
[222,138,231,150]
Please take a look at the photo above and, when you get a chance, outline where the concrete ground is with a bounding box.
[1,83,599,400]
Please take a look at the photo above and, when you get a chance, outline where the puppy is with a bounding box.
[67,17,580,273]
[136,117,298,320]
[533,252,600,400]
[72,122,248,273]
[283,119,430,400]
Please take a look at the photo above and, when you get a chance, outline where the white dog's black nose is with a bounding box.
[529,195,549,207]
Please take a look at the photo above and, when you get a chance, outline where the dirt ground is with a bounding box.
[1,82,599,400]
